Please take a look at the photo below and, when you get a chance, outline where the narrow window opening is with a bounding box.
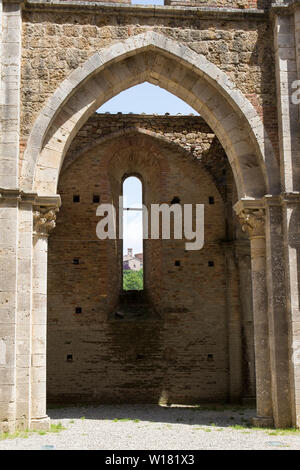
[208,261,214,267]
[67,354,73,362]
[93,194,100,203]
[73,195,80,203]
[75,307,82,314]
[73,258,79,265]
[209,196,214,205]
[122,176,143,291]
[175,260,181,267]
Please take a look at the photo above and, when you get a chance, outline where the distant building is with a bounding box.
[123,248,143,271]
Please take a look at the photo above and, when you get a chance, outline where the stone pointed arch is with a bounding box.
[21,31,280,199]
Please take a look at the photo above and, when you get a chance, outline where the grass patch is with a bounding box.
[267,428,300,436]
[228,423,300,435]
[113,418,140,423]
[0,431,30,440]
[0,422,66,441]
[231,424,247,430]
[50,422,65,433]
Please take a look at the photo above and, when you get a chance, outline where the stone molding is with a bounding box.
[280,192,300,205]
[237,209,266,239]
[0,188,61,206]
[23,0,267,19]
[33,206,59,237]
[233,194,297,237]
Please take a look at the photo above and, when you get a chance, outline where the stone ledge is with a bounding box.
[23,0,268,20]
[0,188,61,207]
[252,416,274,428]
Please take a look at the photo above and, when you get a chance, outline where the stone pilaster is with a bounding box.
[281,192,300,427]
[0,1,22,188]
[30,206,58,430]
[0,0,22,433]
[295,6,300,119]
[264,196,292,428]
[16,199,34,430]
[273,9,300,192]
[0,194,18,432]
[0,190,60,432]
[236,206,274,427]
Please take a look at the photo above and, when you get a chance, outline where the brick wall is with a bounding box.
[64,113,228,200]
[46,113,247,404]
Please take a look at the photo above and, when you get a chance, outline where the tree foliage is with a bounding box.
[123,269,143,290]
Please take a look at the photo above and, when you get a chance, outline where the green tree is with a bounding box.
[123,270,143,290]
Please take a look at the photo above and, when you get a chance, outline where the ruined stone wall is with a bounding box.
[64,113,228,198]
[47,118,236,404]
[20,3,279,164]
[164,0,272,9]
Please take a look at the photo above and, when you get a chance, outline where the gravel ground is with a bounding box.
[0,404,300,450]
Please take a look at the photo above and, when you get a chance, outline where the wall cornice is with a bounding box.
[22,0,268,21]
[0,188,61,207]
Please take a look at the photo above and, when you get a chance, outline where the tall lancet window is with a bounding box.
[122,176,144,291]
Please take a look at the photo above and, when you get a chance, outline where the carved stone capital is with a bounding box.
[237,209,266,239]
[33,206,59,237]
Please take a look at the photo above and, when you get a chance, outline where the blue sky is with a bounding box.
[97,83,197,115]
[132,0,164,4]
[123,177,143,256]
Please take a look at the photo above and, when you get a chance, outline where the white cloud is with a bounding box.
[123,211,143,255]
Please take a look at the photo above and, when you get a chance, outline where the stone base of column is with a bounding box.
[0,420,16,434]
[251,416,274,428]
[30,416,51,431]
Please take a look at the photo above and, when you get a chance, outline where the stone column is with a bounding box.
[235,240,256,401]
[223,242,242,403]
[0,193,18,433]
[294,6,300,121]
[16,198,34,430]
[0,0,22,433]
[237,208,273,427]
[272,4,300,428]
[0,0,22,189]
[273,9,300,191]
[30,206,58,430]
[282,193,300,427]
[264,197,292,429]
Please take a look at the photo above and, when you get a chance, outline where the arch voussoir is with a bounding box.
[21,31,280,200]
